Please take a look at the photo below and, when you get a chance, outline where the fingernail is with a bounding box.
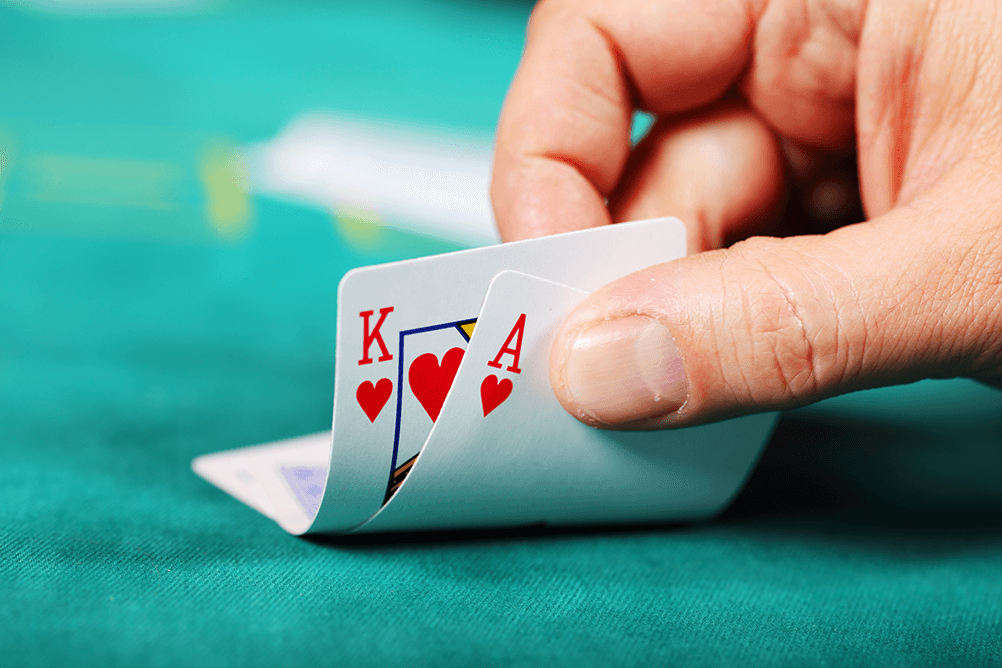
[563,316,688,424]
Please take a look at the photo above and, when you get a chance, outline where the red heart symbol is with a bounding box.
[480,374,512,417]
[408,347,464,422]
[356,378,393,423]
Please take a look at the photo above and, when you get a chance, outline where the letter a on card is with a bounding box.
[487,313,525,374]
[482,313,526,416]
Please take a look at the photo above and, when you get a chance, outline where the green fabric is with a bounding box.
[2,3,1000,667]
[3,262,1001,668]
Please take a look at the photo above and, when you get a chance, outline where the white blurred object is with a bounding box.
[246,114,500,247]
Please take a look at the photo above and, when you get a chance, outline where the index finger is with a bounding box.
[490,0,755,241]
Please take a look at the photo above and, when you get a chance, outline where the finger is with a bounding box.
[492,0,862,242]
[548,167,1002,428]
[608,100,787,254]
[491,0,757,241]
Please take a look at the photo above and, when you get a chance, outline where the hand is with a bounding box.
[491,0,1001,428]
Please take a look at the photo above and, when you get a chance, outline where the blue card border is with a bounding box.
[387,319,475,494]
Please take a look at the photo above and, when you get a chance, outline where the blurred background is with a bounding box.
[0,0,535,449]
[0,0,533,247]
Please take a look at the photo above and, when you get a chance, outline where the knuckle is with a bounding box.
[717,237,858,406]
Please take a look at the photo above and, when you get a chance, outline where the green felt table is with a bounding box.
[1,3,1000,667]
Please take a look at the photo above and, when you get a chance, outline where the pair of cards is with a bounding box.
[193,218,777,535]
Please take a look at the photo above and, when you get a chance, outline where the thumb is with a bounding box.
[549,198,1002,428]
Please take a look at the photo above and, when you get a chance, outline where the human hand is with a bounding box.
[490,0,1001,428]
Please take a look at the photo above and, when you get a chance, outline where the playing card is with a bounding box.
[194,217,775,535]
[316,217,687,533]
[356,271,778,533]
[192,432,330,528]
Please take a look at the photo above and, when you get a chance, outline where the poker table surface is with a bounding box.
[2,3,1000,667]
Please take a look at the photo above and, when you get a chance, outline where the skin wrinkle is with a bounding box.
[929,271,950,359]
[930,204,977,360]
[720,253,754,406]
[878,0,950,210]
[885,55,914,209]
[526,111,625,193]
[812,0,860,94]
[779,241,858,393]
[955,217,1002,371]
[717,239,822,405]
[725,251,764,405]
[745,1,811,116]
[784,0,811,59]
[715,251,750,408]
[744,0,858,144]
[745,286,773,403]
[973,287,1002,378]
[975,17,1002,137]
[736,257,757,403]
[809,244,864,385]
[794,1,855,100]
[754,252,819,399]
[734,0,765,98]
[747,0,771,33]
[930,256,960,362]
[531,150,617,199]
[820,0,864,43]
[857,242,888,368]
[854,0,916,214]
[848,253,872,380]
[569,59,628,132]
[746,267,793,403]
[530,110,625,197]
[797,248,843,385]
[882,193,992,377]
[748,270,798,402]
[585,17,644,114]
[897,32,980,205]
[915,1,970,136]
[875,231,923,367]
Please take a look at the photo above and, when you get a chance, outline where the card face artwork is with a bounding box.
[192,217,778,536]
[390,319,475,498]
